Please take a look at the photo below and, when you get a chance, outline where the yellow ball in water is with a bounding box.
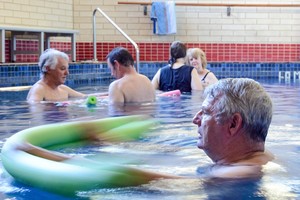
[86,96,97,106]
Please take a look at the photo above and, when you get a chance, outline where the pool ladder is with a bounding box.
[93,7,140,72]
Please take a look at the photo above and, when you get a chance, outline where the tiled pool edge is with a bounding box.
[1,62,300,87]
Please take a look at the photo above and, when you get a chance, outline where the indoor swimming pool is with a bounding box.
[0,79,299,200]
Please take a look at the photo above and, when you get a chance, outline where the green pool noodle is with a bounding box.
[1,115,160,196]
[86,95,97,106]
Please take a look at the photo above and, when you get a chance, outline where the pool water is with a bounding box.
[0,80,299,200]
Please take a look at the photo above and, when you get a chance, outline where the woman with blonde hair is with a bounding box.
[186,48,218,87]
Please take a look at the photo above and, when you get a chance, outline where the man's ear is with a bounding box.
[228,113,243,136]
[113,60,120,69]
[43,65,50,72]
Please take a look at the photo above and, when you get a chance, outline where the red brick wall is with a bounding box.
[4,40,300,63]
[76,42,300,63]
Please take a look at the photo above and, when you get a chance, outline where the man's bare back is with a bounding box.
[106,47,155,104]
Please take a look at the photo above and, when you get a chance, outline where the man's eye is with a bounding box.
[202,110,210,115]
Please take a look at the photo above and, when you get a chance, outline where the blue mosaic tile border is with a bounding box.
[1,62,300,87]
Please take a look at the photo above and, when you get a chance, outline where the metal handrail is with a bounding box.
[93,7,140,72]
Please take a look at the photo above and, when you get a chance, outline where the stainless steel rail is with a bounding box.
[93,7,140,72]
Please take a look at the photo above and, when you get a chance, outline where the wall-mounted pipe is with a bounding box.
[118,2,300,16]
[118,2,300,7]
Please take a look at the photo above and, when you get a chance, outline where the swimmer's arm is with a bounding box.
[16,142,71,161]
[89,92,109,97]
[108,81,124,104]
[61,85,85,98]
[151,69,161,90]
[125,167,182,183]
[191,69,203,91]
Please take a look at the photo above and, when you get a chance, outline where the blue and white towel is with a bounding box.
[150,1,177,35]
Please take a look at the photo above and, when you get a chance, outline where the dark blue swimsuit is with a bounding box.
[159,65,193,93]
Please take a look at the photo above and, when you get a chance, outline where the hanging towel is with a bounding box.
[150,1,177,35]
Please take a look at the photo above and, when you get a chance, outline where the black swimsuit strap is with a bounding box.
[201,71,210,81]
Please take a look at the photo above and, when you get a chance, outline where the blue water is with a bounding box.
[0,80,299,200]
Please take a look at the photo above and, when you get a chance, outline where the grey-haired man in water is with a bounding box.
[24,77,274,179]
[27,49,85,102]
[193,78,274,178]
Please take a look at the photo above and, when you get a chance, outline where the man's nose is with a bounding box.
[192,111,202,125]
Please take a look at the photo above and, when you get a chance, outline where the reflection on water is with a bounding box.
[0,81,299,199]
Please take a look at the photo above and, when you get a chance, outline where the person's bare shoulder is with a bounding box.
[209,151,274,179]
[207,72,218,83]
[108,80,125,104]
[109,79,120,90]
[59,84,73,91]
[151,69,161,89]
[208,164,263,179]
[27,81,46,101]
[137,73,151,82]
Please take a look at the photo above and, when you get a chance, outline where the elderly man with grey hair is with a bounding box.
[193,78,274,178]
[27,49,85,102]
[23,77,274,181]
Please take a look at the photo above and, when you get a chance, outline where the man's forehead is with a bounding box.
[57,58,68,68]
[201,95,217,110]
[57,57,68,63]
[203,95,214,105]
